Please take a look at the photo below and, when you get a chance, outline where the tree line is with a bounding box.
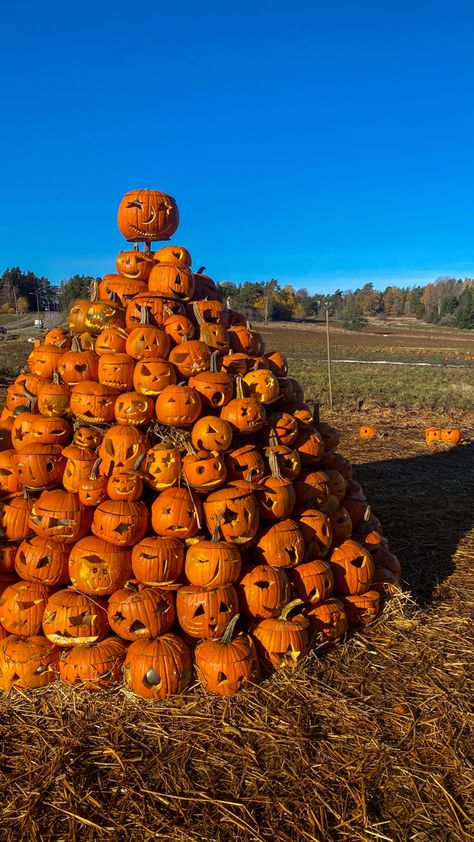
[1,267,474,330]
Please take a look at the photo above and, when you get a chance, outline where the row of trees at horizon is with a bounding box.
[1,267,474,330]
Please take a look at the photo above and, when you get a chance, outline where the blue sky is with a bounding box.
[1,0,473,293]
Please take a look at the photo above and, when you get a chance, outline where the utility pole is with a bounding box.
[11,286,21,332]
[325,306,333,409]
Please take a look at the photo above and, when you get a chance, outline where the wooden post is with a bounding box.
[325,307,333,409]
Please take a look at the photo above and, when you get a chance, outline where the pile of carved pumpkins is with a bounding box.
[0,189,401,698]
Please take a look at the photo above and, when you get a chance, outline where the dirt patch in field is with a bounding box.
[0,414,472,842]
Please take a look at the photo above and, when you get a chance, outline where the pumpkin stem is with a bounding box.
[89,457,102,480]
[235,375,244,400]
[163,304,174,317]
[268,449,282,480]
[268,428,278,448]
[313,403,320,425]
[196,266,206,275]
[209,350,220,373]
[133,452,146,472]
[52,371,60,386]
[193,301,204,324]
[363,505,371,523]
[211,516,220,543]
[71,335,82,353]
[21,383,36,403]
[221,613,240,644]
[139,305,150,325]
[89,280,99,303]
[180,473,202,531]
[280,599,304,621]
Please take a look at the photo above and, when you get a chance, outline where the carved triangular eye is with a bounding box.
[217,671,228,683]
[105,439,115,457]
[141,365,151,377]
[193,604,205,617]
[351,556,365,568]
[254,581,269,589]
[219,601,230,612]
[206,425,216,434]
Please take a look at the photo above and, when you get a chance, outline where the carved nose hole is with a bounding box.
[351,556,365,568]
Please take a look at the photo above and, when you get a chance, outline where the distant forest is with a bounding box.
[1,266,474,329]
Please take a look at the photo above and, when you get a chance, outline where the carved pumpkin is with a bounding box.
[11,413,72,452]
[131,535,184,585]
[220,377,266,435]
[91,500,148,547]
[225,444,265,483]
[94,327,129,356]
[164,312,195,346]
[194,615,259,696]
[107,471,143,502]
[305,597,348,641]
[114,391,155,427]
[123,633,192,700]
[155,384,202,427]
[0,580,52,635]
[191,416,233,452]
[117,189,179,242]
[176,584,239,639]
[182,450,227,491]
[204,486,259,545]
[294,470,331,511]
[1,493,35,541]
[44,327,71,348]
[252,600,309,669]
[85,295,126,337]
[329,506,353,544]
[297,509,333,557]
[98,353,135,392]
[116,248,156,280]
[199,322,230,355]
[58,337,99,386]
[252,518,305,568]
[107,581,175,640]
[98,426,148,476]
[98,274,147,306]
[69,381,118,424]
[16,443,67,489]
[193,267,220,300]
[228,325,264,356]
[236,564,291,619]
[243,369,280,405]
[61,445,96,493]
[295,427,325,467]
[142,443,182,491]
[68,298,90,334]
[265,351,288,377]
[169,339,211,379]
[68,536,133,595]
[185,532,241,587]
[192,299,227,326]
[154,245,192,266]
[73,427,102,450]
[188,363,233,410]
[359,425,378,438]
[0,545,18,574]
[441,427,462,444]
[29,489,92,543]
[0,450,20,494]
[133,358,177,396]
[256,452,296,521]
[42,588,110,646]
[424,427,443,444]
[37,374,71,418]
[59,636,128,689]
[289,559,334,604]
[149,262,195,301]
[78,458,108,507]
[342,590,380,626]
[262,412,299,447]
[0,635,59,690]
[151,487,202,540]
[27,344,63,379]
[329,539,375,596]
[125,307,170,360]
[126,292,186,330]
[15,536,70,586]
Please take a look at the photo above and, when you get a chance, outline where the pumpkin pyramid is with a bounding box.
[0,188,401,697]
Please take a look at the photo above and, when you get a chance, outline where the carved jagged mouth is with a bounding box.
[129,224,160,238]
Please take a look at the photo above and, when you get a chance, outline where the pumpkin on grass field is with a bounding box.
[0,186,401,696]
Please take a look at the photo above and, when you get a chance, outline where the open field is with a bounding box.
[261,321,474,416]
[0,411,472,842]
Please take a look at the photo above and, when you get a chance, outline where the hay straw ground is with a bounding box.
[0,410,473,842]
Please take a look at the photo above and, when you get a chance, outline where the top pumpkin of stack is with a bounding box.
[0,189,401,699]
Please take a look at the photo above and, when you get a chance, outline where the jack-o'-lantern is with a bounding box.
[220,377,266,435]
[221,352,254,377]
[98,425,148,476]
[287,401,313,428]
[294,470,331,511]
[370,567,401,597]
[0,493,34,541]
[0,580,52,636]
[73,426,102,451]
[94,327,129,356]
[199,322,230,355]
[85,288,126,337]
[98,353,135,392]
[155,384,202,427]
[142,443,182,491]
[315,422,340,452]
[192,299,227,326]
[169,339,211,379]
[68,536,133,595]
[264,440,301,481]
[69,381,118,424]
[125,307,171,360]
[262,412,299,446]
[0,450,20,494]
[151,487,202,540]
[191,415,233,452]
[305,597,348,641]
[188,355,233,409]
[6,380,37,414]
[298,509,333,557]
[29,489,92,543]
[359,425,378,439]
[329,506,353,544]
[176,584,239,639]
[424,427,443,444]
[289,559,334,604]
[193,266,220,300]
[326,469,347,501]
[59,636,128,690]
[42,588,110,646]
[182,450,227,491]
[10,413,72,452]
[329,539,375,596]
[91,500,148,547]
[78,458,108,507]
[58,337,99,386]
[0,635,59,690]
[107,471,143,501]
[117,189,179,242]
[131,535,184,585]
[123,634,192,700]
[149,262,195,301]
[27,344,63,379]
[252,600,309,669]
[236,564,291,619]
[295,427,325,467]
[252,518,305,568]
[108,581,175,640]
[15,536,70,586]
[164,312,195,345]
[44,327,71,349]
[243,369,280,404]
[60,445,96,493]
[116,248,156,280]
[68,298,90,334]
[203,486,259,545]
[133,358,177,396]
[15,443,66,489]
[98,274,147,306]
[265,351,288,377]
[194,614,259,697]
[256,452,296,521]
[154,244,192,267]
[185,528,241,587]
[114,391,154,427]
[228,325,264,356]
[225,444,265,483]
[342,590,380,626]
[441,427,462,444]
[37,374,71,418]
[125,293,185,330]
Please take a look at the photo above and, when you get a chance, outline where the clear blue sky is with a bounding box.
[1,0,474,293]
